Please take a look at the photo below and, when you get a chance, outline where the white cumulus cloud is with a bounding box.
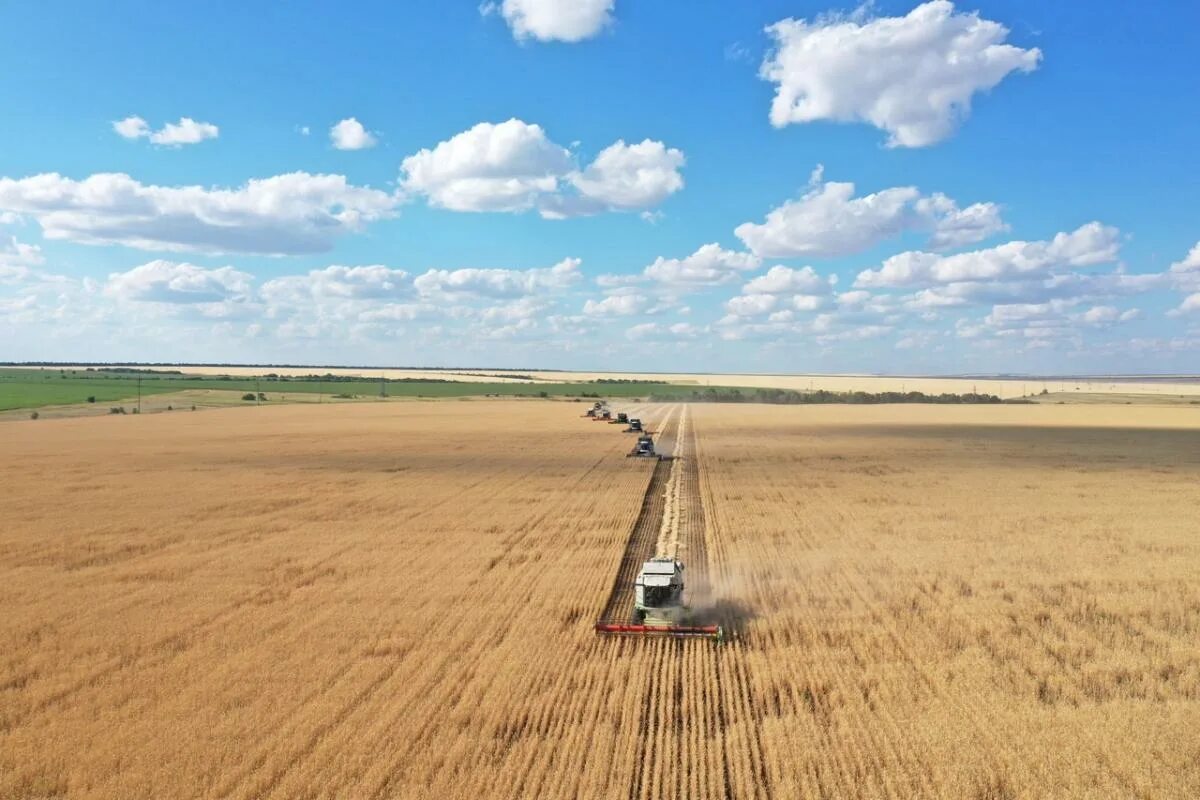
[564,139,684,212]
[401,119,572,212]
[402,120,683,217]
[856,223,1120,288]
[113,115,219,146]
[1175,294,1200,315]
[583,293,649,316]
[1079,305,1140,326]
[917,193,1009,251]
[413,257,581,298]
[113,116,150,140]
[642,243,760,289]
[0,235,44,270]
[736,176,917,258]
[105,260,253,305]
[760,1,1041,147]
[1170,242,1200,276]
[261,265,412,308]
[725,293,778,317]
[330,118,378,150]
[0,172,398,255]
[742,265,830,295]
[486,0,614,42]
[735,169,1005,258]
[625,321,701,341]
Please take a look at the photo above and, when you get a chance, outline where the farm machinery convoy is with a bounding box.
[584,402,723,642]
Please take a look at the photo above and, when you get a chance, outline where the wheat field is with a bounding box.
[2,400,1199,798]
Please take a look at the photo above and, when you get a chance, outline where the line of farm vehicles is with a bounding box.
[583,400,723,641]
[582,401,656,458]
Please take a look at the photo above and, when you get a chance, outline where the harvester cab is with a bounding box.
[583,407,597,418]
[628,434,656,458]
[624,418,644,433]
[633,558,685,625]
[611,412,629,425]
[597,408,613,421]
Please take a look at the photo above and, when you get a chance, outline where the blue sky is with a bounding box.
[1,0,1198,373]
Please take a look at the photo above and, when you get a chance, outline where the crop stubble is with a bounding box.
[2,401,1199,798]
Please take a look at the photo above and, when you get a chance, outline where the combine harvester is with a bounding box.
[624,418,644,433]
[582,401,604,418]
[608,412,629,425]
[627,434,657,458]
[595,558,723,641]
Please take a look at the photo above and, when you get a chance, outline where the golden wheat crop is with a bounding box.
[2,400,1199,798]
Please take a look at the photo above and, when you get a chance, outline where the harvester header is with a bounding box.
[593,622,723,640]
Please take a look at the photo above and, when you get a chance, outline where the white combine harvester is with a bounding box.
[595,557,722,640]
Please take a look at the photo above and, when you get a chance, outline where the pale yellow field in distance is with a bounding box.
[2,401,1199,798]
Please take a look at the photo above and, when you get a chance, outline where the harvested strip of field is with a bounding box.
[598,406,678,623]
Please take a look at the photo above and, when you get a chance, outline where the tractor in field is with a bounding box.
[594,558,722,640]
[624,418,643,433]
[628,434,656,458]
